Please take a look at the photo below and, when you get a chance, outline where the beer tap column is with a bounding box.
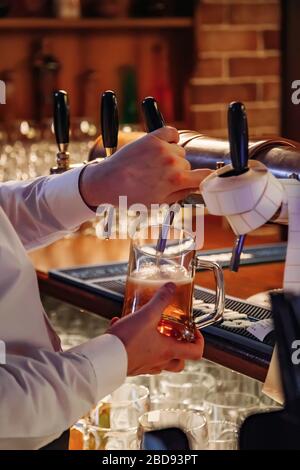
[141,98,180,226]
[141,96,165,133]
[100,90,119,238]
[200,102,284,271]
[141,97,180,254]
[101,90,119,158]
[51,90,70,174]
[226,102,250,272]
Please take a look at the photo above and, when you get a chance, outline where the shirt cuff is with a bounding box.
[70,334,128,400]
[44,166,96,230]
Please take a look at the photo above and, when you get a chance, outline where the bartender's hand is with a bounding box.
[106,282,204,376]
[80,127,211,207]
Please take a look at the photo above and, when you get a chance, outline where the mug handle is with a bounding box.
[193,258,225,329]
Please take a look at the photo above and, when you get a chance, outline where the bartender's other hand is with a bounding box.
[80,127,212,207]
[106,283,204,376]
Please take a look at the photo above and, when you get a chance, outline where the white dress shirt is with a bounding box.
[0,167,128,450]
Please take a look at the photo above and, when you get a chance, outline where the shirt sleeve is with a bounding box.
[0,334,127,450]
[0,167,95,251]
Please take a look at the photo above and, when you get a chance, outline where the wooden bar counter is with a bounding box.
[29,215,285,382]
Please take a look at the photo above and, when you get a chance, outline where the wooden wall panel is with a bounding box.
[0,26,192,124]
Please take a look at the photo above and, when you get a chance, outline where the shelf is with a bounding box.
[0,17,193,31]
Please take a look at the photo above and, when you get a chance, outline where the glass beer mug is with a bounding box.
[122,225,225,341]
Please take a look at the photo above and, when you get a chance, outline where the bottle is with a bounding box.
[32,39,61,123]
[5,0,52,17]
[54,0,81,19]
[131,0,173,17]
[21,0,52,17]
[75,69,100,140]
[81,0,93,17]
[0,70,17,134]
[149,43,174,122]
[0,1,10,17]
[90,0,131,18]
[174,0,195,17]
[119,65,139,128]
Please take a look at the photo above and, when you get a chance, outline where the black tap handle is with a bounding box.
[53,90,70,147]
[228,101,249,174]
[142,96,165,132]
[142,98,172,255]
[101,90,119,149]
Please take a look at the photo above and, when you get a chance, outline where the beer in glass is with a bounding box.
[122,225,224,341]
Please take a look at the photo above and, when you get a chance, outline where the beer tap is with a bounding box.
[223,101,250,272]
[100,90,119,238]
[142,96,165,133]
[141,97,180,254]
[101,90,119,158]
[51,90,70,174]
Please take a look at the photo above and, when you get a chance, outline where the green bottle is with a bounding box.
[119,65,139,126]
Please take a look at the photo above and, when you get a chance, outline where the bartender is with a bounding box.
[0,127,210,450]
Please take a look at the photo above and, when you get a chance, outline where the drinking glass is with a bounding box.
[207,420,239,450]
[83,424,139,450]
[138,409,209,450]
[126,374,160,396]
[89,383,150,430]
[185,359,231,387]
[203,392,260,426]
[215,373,261,395]
[122,225,224,341]
[259,393,283,410]
[84,383,150,450]
[158,371,216,410]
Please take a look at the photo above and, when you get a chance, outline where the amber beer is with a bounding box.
[122,265,195,341]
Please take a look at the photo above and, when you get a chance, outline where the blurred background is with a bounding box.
[0,0,299,181]
[0,5,294,449]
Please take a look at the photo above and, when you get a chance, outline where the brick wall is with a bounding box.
[189,0,281,138]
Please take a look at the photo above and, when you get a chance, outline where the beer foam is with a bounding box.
[129,263,191,285]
